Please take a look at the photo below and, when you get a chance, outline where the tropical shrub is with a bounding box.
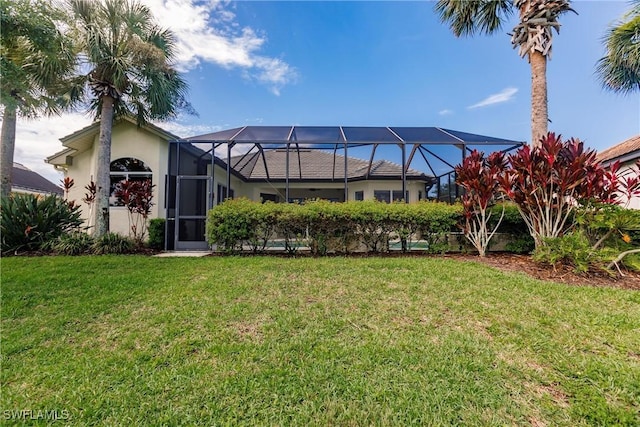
[576,204,640,249]
[533,231,600,273]
[91,232,135,255]
[113,179,155,245]
[1,193,82,254]
[455,150,507,257]
[499,133,618,249]
[147,218,166,250]
[82,181,97,231]
[49,232,94,255]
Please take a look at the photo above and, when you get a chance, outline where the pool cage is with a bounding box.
[166,126,524,250]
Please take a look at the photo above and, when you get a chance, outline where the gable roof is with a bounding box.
[60,115,180,145]
[12,163,62,195]
[597,134,640,165]
[46,116,180,167]
[228,149,430,182]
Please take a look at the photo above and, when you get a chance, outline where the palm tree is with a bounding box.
[596,0,640,94]
[435,0,574,146]
[66,0,193,237]
[0,0,75,196]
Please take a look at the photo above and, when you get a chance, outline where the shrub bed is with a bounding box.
[1,193,83,254]
[206,198,464,255]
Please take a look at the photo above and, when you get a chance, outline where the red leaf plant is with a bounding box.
[455,149,507,257]
[498,133,619,248]
[113,179,155,245]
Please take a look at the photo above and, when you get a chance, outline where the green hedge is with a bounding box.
[206,198,462,255]
[488,202,535,253]
[147,218,166,250]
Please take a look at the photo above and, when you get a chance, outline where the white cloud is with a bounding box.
[438,109,453,116]
[468,87,518,109]
[141,0,297,95]
[13,113,93,184]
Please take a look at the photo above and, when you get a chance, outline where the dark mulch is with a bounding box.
[445,253,640,290]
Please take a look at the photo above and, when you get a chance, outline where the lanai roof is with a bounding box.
[185,125,522,146]
[182,125,525,180]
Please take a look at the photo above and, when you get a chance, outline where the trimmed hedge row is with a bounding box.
[206,198,464,255]
[206,198,534,255]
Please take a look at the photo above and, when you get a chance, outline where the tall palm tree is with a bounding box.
[596,0,640,94]
[0,0,75,196]
[435,0,574,146]
[66,0,193,237]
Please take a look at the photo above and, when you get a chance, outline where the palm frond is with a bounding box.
[435,0,513,37]
[596,2,640,94]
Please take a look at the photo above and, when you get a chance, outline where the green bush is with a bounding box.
[1,194,83,254]
[576,203,640,250]
[413,201,461,253]
[49,232,94,255]
[488,202,535,254]
[533,232,602,273]
[206,198,463,255]
[92,232,135,255]
[206,198,261,253]
[148,218,166,250]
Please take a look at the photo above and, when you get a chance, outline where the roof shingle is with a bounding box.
[12,163,62,195]
[229,149,429,181]
[597,135,640,164]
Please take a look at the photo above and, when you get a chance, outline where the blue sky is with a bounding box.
[15,0,640,182]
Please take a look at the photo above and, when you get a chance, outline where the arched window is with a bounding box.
[109,158,152,206]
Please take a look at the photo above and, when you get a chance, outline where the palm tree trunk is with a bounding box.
[530,50,548,147]
[0,106,17,197]
[94,95,115,237]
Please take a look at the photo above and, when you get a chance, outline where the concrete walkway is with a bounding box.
[153,251,211,258]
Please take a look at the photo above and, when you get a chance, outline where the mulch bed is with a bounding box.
[445,253,640,290]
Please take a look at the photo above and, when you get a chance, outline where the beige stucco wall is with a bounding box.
[62,120,169,236]
[240,180,427,203]
[619,161,640,209]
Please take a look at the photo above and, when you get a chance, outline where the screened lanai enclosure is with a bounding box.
[166,126,524,250]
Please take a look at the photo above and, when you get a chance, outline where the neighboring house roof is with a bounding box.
[12,163,62,195]
[597,134,640,166]
[46,116,180,167]
[228,149,430,182]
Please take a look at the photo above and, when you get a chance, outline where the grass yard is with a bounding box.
[2,256,639,426]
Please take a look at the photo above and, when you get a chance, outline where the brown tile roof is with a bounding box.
[597,134,640,164]
[229,149,429,181]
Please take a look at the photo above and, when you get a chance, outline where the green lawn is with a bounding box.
[2,256,639,426]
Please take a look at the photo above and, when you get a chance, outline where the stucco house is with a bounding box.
[46,116,177,236]
[47,119,523,249]
[597,134,640,209]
